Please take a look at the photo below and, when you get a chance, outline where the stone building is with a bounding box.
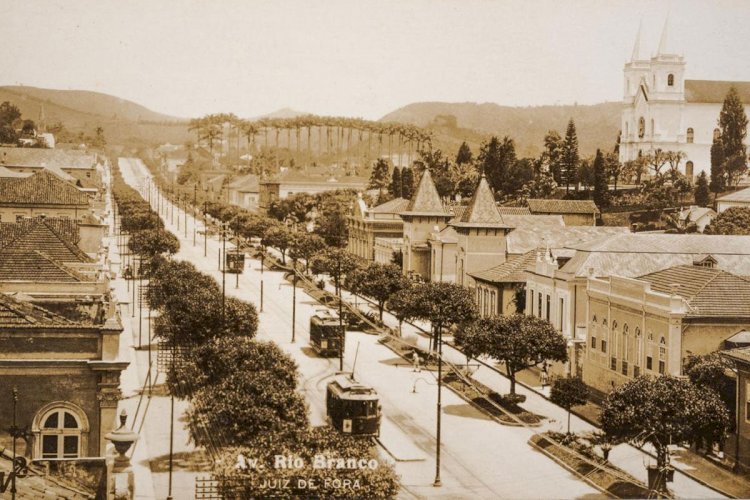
[584,264,750,395]
[347,195,407,261]
[0,292,126,459]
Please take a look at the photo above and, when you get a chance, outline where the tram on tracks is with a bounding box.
[326,374,381,436]
[309,309,342,357]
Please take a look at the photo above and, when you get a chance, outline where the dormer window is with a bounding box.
[693,254,717,268]
[687,128,694,143]
[668,74,674,86]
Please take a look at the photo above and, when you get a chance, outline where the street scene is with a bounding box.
[2,1,750,499]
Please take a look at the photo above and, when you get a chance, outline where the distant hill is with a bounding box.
[0,85,190,147]
[256,108,310,119]
[380,101,622,157]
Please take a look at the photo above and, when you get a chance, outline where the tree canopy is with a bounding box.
[347,262,410,321]
[719,86,749,187]
[704,207,750,235]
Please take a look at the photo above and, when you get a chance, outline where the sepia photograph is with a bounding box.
[1,1,750,498]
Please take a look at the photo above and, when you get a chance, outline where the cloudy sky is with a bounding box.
[2,0,749,120]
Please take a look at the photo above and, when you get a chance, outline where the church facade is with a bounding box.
[619,21,750,179]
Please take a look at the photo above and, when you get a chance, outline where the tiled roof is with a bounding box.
[372,197,410,214]
[0,170,89,206]
[453,175,507,228]
[402,169,448,216]
[570,233,750,254]
[722,346,750,365]
[0,292,76,326]
[639,265,750,318]
[0,147,96,169]
[717,187,750,203]
[503,214,565,230]
[0,219,93,276]
[498,206,531,216]
[527,199,600,214]
[507,226,628,255]
[685,80,750,104]
[471,251,537,284]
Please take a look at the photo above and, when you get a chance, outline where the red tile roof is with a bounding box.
[0,170,90,206]
[0,146,97,169]
[470,251,537,284]
[0,292,76,326]
[639,265,750,318]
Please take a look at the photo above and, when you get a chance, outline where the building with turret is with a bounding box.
[619,19,750,179]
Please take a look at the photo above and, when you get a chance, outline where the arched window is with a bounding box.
[714,128,721,141]
[686,161,694,179]
[592,315,597,323]
[687,128,694,143]
[668,74,674,86]
[638,117,645,138]
[33,403,89,459]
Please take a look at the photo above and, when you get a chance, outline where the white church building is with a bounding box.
[619,21,750,180]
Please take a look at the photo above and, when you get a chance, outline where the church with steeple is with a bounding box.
[619,19,750,179]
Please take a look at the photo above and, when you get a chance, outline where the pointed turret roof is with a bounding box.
[401,169,449,217]
[656,15,673,56]
[451,174,508,229]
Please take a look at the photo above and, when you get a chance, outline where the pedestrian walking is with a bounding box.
[540,362,549,387]
[412,351,421,373]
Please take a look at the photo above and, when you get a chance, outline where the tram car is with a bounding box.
[309,309,342,357]
[326,375,381,436]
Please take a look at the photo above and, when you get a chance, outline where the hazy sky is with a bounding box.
[2,0,749,120]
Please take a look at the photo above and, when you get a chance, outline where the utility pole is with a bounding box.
[183,193,187,239]
[235,235,240,289]
[260,248,264,312]
[166,336,175,500]
[203,200,208,257]
[291,258,297,343]
[434,325,443,487]
[176,194,181,232]
[193,185,197,246]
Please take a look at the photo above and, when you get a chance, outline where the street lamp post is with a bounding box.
[193,185,197,246]
[338,258,344,371]
[434,326,443,487]
[221,223,227,328]
[259,247,265,313]
[292,258,297,343]
[203,199,208,258]
[176,194,181,232]
[167,336,176,500]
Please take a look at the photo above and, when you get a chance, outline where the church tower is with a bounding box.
[451,173,510,288]
[400,169,452,280]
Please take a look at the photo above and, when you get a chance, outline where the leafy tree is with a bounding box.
[504,158,535,198]
[449,158,479,199]
[186,369,308,447]
[478,136,516,195]
[550,376,588,434]
[592,149,609,208]
[389,166,403,198]
[213,427,400,498]
[386,286,416,336]
[413,148,454,199]
[601,375,730,493]
[127,228,180,259]
[719,87,749,187]
[262,225,294,263]
[694,171,711,207]
[710,134,727,197]
[369,158,390,190]
[704,206,750,235]
[606,152,624,192]
[577,157,595,191]
[560,119,579,193]
[20,119,36,137]
[455,314,567,395]
[289,232,326,271]
[0,101,21,127]
[347,262,409,321]
[314,209,349,247]
[401,167,415,200]
[455,141,473,165]
[310,247,361,295]
[516,171,557,204]
[403,282,477,351]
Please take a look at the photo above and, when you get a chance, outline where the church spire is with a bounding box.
[657,14,671,56]
[631,20,642,61]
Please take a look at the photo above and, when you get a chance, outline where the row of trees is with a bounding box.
[188,112,433,167]
[115,164,400,498]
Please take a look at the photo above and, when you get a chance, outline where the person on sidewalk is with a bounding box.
[412,351,421,373]
[540,362,549,388]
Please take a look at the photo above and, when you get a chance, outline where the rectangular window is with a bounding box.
[659,346,666,360]
[538,294,542,319]
[646,356,653,371]
[530,291,534,316]
[42,435,57,458]
[633,365,640,378]
[621,360,628,376]
[610,357,617,371]
[559,298,564,331]
[63,436,79,458]
[591,336,596,349]
[601,340,607,354]
[546,295,551,322]
[658,360,665,374]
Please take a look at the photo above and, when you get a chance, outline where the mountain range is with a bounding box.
[0,85,622,156]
